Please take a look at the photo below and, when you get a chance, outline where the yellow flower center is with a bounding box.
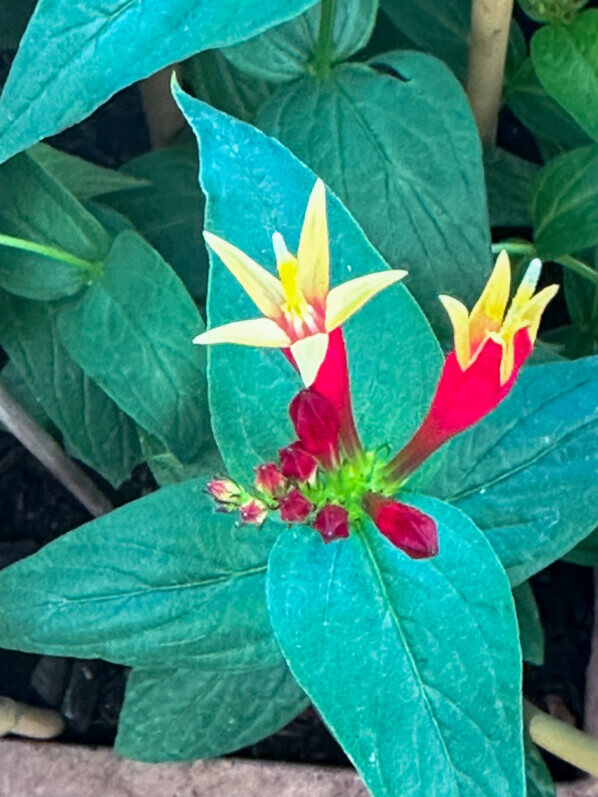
[279,258,309,318]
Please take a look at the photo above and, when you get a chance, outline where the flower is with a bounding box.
[207,478,241,505]
[255,463,286,497]
[388,253,558,480]
[279,489,313,522]
[363,493,438,559]
[314,505,349,543]
[194,179,405,387]
[240,498,268,525]
[279,442,318,483]
[289,388,340,470]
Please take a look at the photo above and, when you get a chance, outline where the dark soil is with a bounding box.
[0,29,595,780]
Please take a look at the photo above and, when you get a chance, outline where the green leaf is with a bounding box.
[174,86,443,481]
[116,661,307,761]
[256,53,491,339]
[531,10,598,142]
[137,428,223,487]
[563,252,598,329]
[419,357,598,586]
[0,291,142,487]
[29,143,149,200]
[223,0,378,82]
[0,0,320,163]
[513,582,544,666]
[104,144,208,301]
[525,735,555,797]
[0,481,282,668]
[267,497,524,796]
[0,153,110,300]
[506,58,592,156]
[0,0,36,50]
[484,146,539,228]
[182,49,275,124]
[542,325,597,359]
[381,0,524,82]
[531,144,598,259]
[565,527,598,566]
[57,230,209,464]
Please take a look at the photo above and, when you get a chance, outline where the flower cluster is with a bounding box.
[199,180,557,560]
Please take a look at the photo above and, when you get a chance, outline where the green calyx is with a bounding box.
[304,448,393,522]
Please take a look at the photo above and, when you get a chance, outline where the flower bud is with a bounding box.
[314,505,349,543]
[289,388,339,469]
[364,493,438,559]
[240,498,268,525]
[207,478,241,505]
[279,488,313,523]
[255,463,286,497]
[279,442,318,483]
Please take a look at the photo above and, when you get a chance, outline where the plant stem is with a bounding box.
[525,700,598,777]
[467,0,514,142]
[0,697,64,740]
[492,241,598,286]
[0,232,98,274]
[312,0,337,76]
[0,379,113,518]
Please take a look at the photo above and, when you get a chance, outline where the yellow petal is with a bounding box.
[500,336,515,386]
[290,333,329,386]
[439,295,471,370]
[297,179,329,305]
[469,250,511,346]
[516,283,559,343]
[193,318,291,348]
[204,231,285,319]
[511,257,542,310]
[324,270,406,331]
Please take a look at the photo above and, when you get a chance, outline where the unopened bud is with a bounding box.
[255,463,287,497]
[363,493,438,560]
[314,505,349,543]
[207,478,241,505]
[240,498,268,525]
[279,442,318,483]
[289,388,339,469]
[279,489,313,523]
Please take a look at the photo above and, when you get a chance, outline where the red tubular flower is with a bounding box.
[289,388,340,470]
[255,463,286,497]
[279,489,313,522]
[279,442,318,483]
[314,505,349,543]
[363,493,438,559]
[388,253,558,481]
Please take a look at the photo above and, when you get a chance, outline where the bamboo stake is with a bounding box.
[467,0,514,142]
[0,379,113,518]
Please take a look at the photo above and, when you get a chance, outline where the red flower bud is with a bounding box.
[279,442,318,483]
[289,388,339,469]
[314,505,349,543]
[279,488,313,523]
[207,478,241,504]
[255,463,286,497]
[240,498,268,525]
[364,493,438,560]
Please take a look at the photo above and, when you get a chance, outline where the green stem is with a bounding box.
[491,241,535,257]
[312,0,337,76]
[524,700,598,777]
[0,232,99,275]
[492,241,598,287]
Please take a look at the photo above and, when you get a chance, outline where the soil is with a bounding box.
[0,23,595,780]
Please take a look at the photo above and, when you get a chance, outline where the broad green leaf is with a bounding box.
[0,361,56,437]
[256,53,492,339]
[542,325,597,359]
[57,230,210,464]
[0,481,282,668]
[137,428,224,487]
[525,735,555,797]
[381,0,524,82]
[506,59,592,156]
[182,49,274,124]
[104,144,208,301]
[0,0,36,50]
[419,357,598,586]
[531,10,598,142]
[0,153,110,300]
[29,143,149,200]
[83,199,136,237]
[223,0,378,82]
[531,144,598,259]
[116,661,307,761]
[0,291,141,487]
[484,146,539,228]
[513,582,544,666]
[564,254,598,329]
[267,497,524,796]
[565,528,598,566]
[174,86,443,482]
[0,0,320,163]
